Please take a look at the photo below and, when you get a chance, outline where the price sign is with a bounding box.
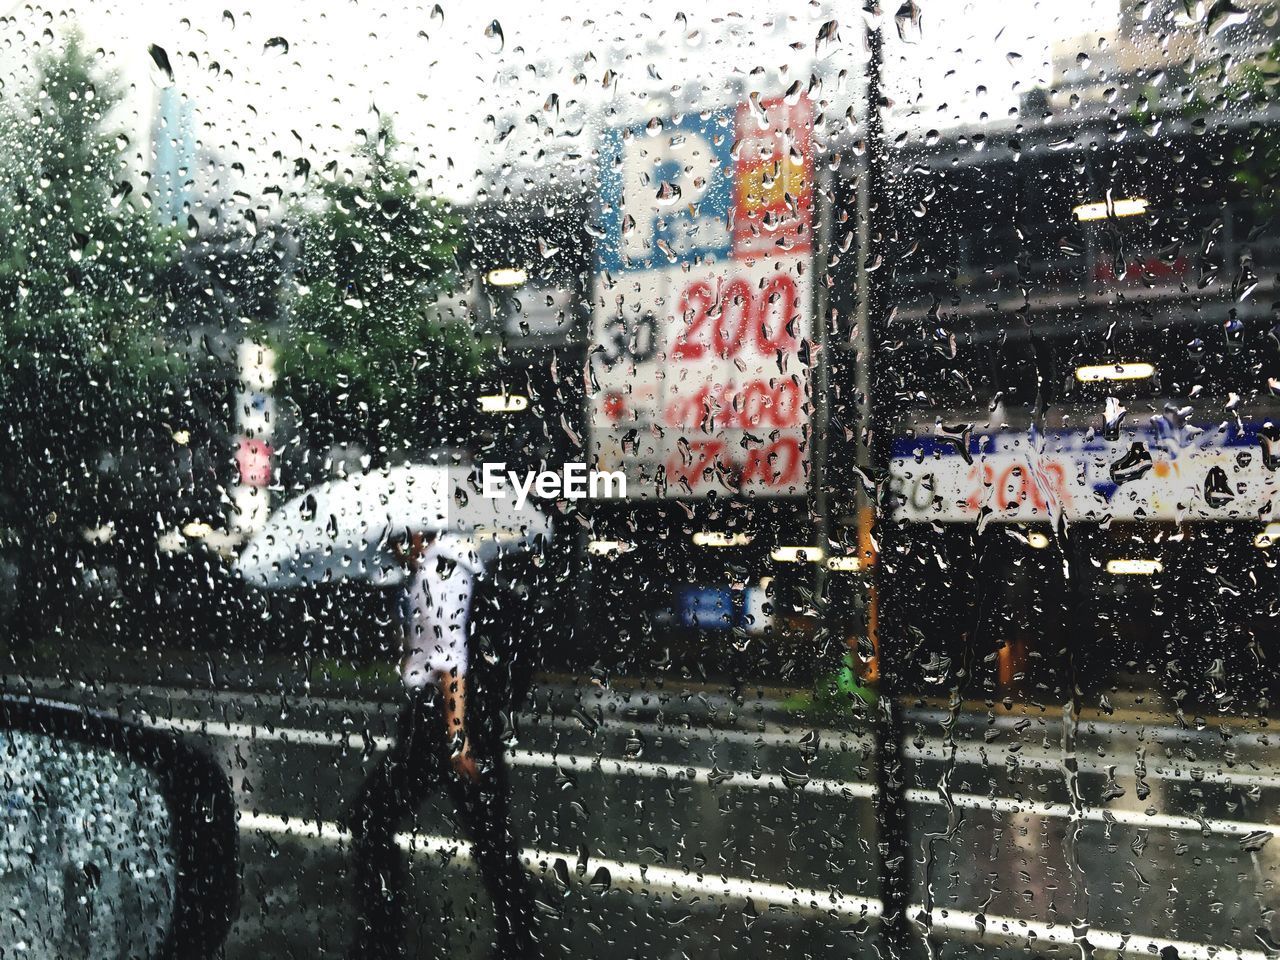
[590,96,814,498]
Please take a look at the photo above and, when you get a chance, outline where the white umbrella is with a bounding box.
[234,464,552,590]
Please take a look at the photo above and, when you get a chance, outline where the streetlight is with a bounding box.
[1072,197,1149,221]
[692,531,753,547]
[478,394,529,413]
[1106,558,1162,575]
[825,555,864,571]
[771,545,826,563]
[486,266,527,286]
[1075,362,1155,382]
[1255,523,1280,548]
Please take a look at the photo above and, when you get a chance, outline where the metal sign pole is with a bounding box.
[860,16,914,959]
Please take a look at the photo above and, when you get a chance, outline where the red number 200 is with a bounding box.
[671,273,799,360]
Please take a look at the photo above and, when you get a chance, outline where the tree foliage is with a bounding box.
[279,123,486,459]
[0,36,183,621]
[1226,39,1280,214]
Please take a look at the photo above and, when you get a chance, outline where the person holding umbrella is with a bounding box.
[235,465,549,959]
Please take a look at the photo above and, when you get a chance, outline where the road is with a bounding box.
[14,676,1280,960]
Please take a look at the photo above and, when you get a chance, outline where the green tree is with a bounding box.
[1224,39,1280,215]
[278,123,486,462]
[0,37,183,644]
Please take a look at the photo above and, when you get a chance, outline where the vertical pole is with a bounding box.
[812,156,835,612]
[229,340,277,541]
[861,16,914,959]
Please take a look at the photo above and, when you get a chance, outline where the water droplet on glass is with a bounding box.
[1104,397,1127,441]
[1206,0,1250,36]
[148,44,174,84]
[1204,466,1234,508]
[484,20,504,52]
[1111,442,1153,485]
[654,181,682,206]
[894,2,922,43]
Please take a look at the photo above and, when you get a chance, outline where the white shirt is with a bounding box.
[399,535,481,691]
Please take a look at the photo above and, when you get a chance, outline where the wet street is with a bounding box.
[4,1,1280,957]
[13,675,1279,960]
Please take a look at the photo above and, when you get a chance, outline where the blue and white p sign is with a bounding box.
[595,111,735,274]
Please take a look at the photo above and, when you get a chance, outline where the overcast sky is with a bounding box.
[0,1,1118,207]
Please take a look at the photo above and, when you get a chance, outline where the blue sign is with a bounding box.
[595,112,735,273]
[678,586,734,630]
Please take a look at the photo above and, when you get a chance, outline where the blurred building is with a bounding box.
[459,0,1280,693]
[825,4,1280,699]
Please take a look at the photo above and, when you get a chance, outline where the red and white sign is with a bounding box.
[891,426,1280,523]
[590,260,812,496]
[236,438,274,488]
[732,96,814,259]
[589,95,814,498]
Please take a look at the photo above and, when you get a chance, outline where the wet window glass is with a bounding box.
[3,2,1279,958]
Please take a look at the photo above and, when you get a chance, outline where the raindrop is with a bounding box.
[1104,396,1127,441]
[894,2,922,43]
[69,231,89,262]
[1223,316,1245,351]
[780,765,811,789]
[1240,830,1272,852]
[1233,256,1259,301]
[814,19,839,54]
[484,19,504,52]
[588,867,611,893]
[1258,424,1280,471]
[550,860,570,890]
[937,423,973,464]
[1255,929,1280,954]
[1110,442,1153,485]
[1203,466,1234,508]
[654,181,682,206]
[264,36,289,55]
[1206,0,1250,35]
[148,44,174,84]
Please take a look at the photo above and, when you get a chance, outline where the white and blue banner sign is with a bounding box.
[890,420,1280,522]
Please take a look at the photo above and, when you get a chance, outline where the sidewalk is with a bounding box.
[4,634,1271,736]
[0,634,820,727]
[3,635,398,701]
